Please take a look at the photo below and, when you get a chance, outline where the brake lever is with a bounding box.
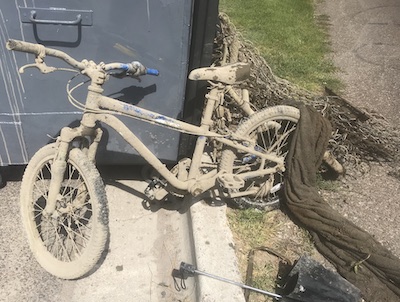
[19,57,56,74]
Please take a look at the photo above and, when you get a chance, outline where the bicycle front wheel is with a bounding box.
[219,105,299,210]
[20,144,109,279]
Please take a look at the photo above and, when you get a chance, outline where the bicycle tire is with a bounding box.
[20,144,109,279]
[219,105,300,210]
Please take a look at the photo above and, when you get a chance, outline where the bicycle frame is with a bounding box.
[43,82,285,214]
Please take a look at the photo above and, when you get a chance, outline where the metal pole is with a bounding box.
[180,262,282,300]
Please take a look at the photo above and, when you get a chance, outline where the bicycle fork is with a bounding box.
[44,141,68,216]
[43,122,103,216]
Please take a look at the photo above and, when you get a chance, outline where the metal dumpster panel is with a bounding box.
[0,0,216,166]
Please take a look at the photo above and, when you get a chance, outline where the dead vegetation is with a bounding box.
[216,13,400,301]
[214,13,400,167]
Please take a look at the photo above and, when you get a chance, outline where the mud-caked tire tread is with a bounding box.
[20,144,109,279]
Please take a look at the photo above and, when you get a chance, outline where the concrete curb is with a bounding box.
[188,197,246,302]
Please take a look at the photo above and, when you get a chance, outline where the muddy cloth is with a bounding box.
[283,105,400,302]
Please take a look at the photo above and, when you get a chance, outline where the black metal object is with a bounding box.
[282,256,361,302]
[175,257,361,302]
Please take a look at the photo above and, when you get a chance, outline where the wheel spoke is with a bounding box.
[36,163,51,198]
[61,164,74,197]
[220,107,299,209]
[69,226,89,248]
[73,214,91,223]
[33,180,48,202]
[65,219,83,258]
[51,224,71,262]
[64,176,87,201]
[33,200,45,212]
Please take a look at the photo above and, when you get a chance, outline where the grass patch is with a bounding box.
[227,208,317,301]
[219,0,342,92]
[226,209,283,301]
[226,207,316,263]
[316,173,340,191]
[227,208,279,248]
[220,1,341,295]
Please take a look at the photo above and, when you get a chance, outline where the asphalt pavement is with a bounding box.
[0,166,244,302]
[317,0,400,123]
[316,0,400,255]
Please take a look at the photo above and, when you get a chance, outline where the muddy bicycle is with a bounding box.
[7,39,299,279]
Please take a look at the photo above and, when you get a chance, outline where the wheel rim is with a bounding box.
[29,156,94,262]
[231,116,297,207]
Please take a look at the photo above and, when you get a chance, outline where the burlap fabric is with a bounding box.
[283,105,400,302]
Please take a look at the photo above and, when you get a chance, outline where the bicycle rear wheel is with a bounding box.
[219,105,299,210]
[20,144,109,279]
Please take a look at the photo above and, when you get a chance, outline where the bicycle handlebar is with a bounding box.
[6,39,159,77]
[7,39,86,70]
[104,62,159,77]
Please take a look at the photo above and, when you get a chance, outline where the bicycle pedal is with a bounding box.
[144,178,165,199]
[217,173,245,190]
[144,177,171,201]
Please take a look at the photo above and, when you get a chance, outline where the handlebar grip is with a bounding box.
[146,68,159,76]
[6,39,43,55]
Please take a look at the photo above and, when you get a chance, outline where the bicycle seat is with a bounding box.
[188,62,250,85]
